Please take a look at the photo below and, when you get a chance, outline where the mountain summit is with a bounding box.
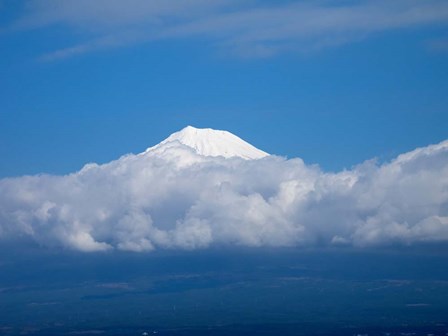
[145,126,269,160]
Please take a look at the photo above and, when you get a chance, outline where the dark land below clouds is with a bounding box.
[1,244,448,335]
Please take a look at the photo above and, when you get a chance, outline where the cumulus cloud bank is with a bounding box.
[9,0,448,59]
[1,130,447,252]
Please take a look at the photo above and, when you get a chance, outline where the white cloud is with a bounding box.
[9,0,448,60]
[1,139,447,252]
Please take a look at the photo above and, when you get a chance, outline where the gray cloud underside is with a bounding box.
[1,140,448,252]
[10,0,448,60]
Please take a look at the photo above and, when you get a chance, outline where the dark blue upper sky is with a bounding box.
[1,0,448,177]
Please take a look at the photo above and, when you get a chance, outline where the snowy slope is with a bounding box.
[144,126,269,160]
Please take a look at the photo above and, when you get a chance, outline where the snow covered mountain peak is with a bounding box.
[145,126,269,160]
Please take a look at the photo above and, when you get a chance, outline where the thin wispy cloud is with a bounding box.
[427,37,448,53]
[9,0,448,60]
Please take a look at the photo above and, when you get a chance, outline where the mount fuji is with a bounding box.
[79,126,269,174]
[1,125,447,252]
[144,126,269,160]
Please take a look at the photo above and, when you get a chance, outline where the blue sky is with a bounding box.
[1,0,448,177]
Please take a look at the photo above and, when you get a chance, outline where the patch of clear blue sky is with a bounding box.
[0,6,447,177]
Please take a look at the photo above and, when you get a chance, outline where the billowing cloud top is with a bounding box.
[1,126,447,252]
